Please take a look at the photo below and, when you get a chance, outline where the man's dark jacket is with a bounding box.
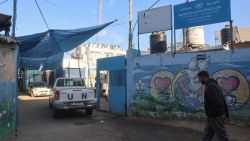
[204,79,229,119]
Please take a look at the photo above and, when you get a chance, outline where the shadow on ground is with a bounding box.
[5,95,210,141]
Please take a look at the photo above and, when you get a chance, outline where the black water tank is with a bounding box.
[220,25,238,45]
[150,32,167,54]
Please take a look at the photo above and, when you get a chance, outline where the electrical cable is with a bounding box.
[45,0,127,27]
[0,0,8,5]
[115,15,127,21]
[45,0,90,20]
[34,0,50,29]
[148,0,161,10]
[110,21,129,27]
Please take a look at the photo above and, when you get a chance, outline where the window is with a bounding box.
[56,78,86,87]
[56,79,64,87]
[75,79,86,86]
[33,82,46,87]
[65,79,74,86]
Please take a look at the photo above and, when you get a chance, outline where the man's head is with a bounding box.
[197,71,210,85]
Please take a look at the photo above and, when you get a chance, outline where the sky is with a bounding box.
[1,0,250,51]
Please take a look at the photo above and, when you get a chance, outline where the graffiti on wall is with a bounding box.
[0,45,16,140]
[131,54,250,121]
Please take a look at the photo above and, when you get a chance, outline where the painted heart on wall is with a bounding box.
[217,76,240,92]
[154,77,171,92]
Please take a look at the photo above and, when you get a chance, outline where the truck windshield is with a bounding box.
[33,82,46,87]
[57,79,85,87]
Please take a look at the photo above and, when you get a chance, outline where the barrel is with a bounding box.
[220,25,238,45]
[150,32,167,54]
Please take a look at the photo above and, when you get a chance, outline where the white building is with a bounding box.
[63,43,126,87]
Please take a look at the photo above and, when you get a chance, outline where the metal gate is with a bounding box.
[96,56,126,115]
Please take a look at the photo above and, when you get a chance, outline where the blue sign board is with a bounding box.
[174,0,231,29]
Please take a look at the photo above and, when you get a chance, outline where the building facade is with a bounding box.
[70,43,126,86]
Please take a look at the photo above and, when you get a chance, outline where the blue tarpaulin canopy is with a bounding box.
[17,21,115,70]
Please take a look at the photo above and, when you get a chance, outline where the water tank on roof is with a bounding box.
[150,32,167,54]
[186,26,205,48]
[220,25,238,45]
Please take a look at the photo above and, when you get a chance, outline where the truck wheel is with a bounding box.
[85,108,93,115]
[53,109,60,118]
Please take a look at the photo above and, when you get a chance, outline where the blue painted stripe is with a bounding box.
[0,82,17,95]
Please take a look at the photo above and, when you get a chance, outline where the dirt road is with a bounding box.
[4,95,208,141]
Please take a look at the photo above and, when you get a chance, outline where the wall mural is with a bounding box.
[130,54,250,123]
[0,45,16,140]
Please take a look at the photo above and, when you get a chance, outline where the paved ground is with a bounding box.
[5,95,250,141]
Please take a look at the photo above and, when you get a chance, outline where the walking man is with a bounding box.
[198,71,230,141]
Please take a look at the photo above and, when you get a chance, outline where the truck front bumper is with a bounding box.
[53,101,96,110]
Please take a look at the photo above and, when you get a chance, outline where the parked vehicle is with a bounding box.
[49,78,96,118]
[28,81,52,97]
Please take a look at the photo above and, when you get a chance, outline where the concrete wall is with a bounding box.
[0,39,17,140]
[127,48,250,124]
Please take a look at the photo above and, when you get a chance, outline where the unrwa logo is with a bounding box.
[195,2,204,9]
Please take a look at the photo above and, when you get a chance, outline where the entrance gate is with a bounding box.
[96,56,126,115]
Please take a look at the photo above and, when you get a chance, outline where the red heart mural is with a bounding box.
[217,76,239,92]
[154,77,171,91]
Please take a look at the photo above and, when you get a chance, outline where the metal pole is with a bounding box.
[171,28,173,52]
[171,5,173,53]
[86,45,93,87]
[174,29,176,53]
[15,41,19,135]
[137,33,140,55]
[229,20,234,50]
[12,0,18,134]
[78,59,82,78]
[183,29,187,51]
[97,0,103,42]
[128,0,133,50]
[137,15,140,55]
[97,0,103,25]
[183,0,189,51]
[12,0,17,37]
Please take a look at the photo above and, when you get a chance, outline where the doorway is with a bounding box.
[99,70,110,112]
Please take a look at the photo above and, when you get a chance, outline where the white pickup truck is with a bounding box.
[49,78,96,118]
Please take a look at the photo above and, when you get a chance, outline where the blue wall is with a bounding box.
[127,48,250,124]
[0,43,17,140]
[97,56,127,115]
